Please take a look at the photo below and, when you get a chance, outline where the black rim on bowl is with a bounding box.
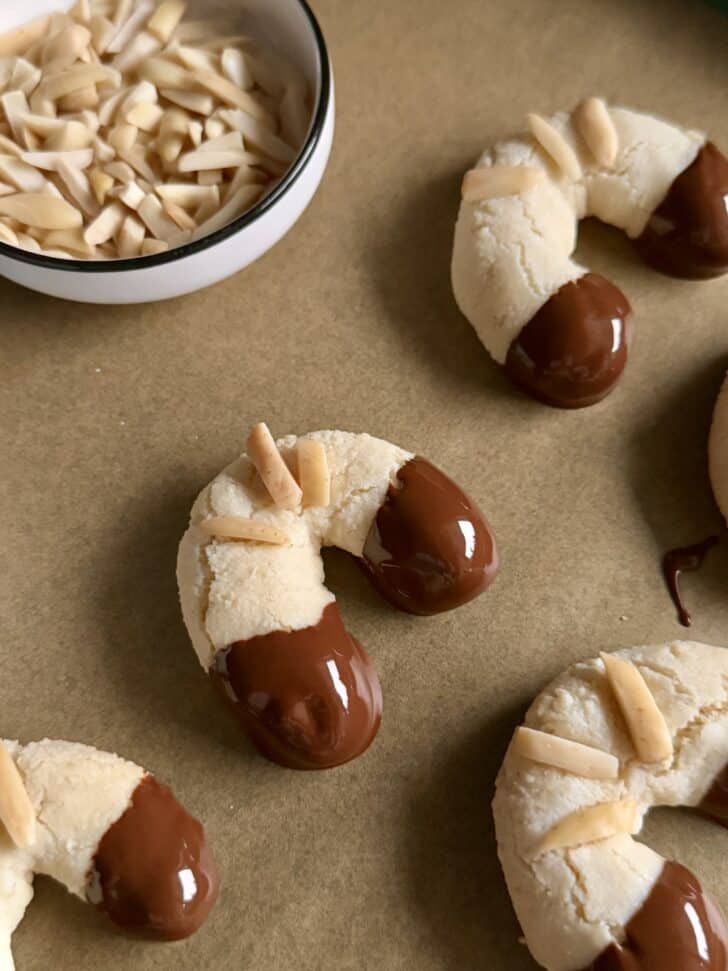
[0,0,331,274]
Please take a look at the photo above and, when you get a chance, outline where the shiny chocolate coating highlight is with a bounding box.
[504,273,632,409]
[701,764,728,828]
[361,457,498,615]
[89,775,219,940]
[584,862,728,971]
[212,603,382,770]
[636,142,728,279]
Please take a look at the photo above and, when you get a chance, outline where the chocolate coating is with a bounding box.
[585,861,728,970]
[361,457,498,614]
[212,603,382,770]
[636,142,728,279]
[662,535,719,627]
[701,763,728,828]
[504,273,632,409]
[88,775,219,940]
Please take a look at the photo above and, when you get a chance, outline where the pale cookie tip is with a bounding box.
[600,653,673,763]
[535,798,640,857]
[0,741,36,849]
[513,726,620,780]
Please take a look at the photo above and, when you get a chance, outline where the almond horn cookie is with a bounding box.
[0,739,219,969]
[177,426,499,770]
[452,101,728,408]
[493,641,727,971]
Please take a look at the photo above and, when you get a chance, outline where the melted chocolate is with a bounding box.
[662,535,719,627]
[636,142,728,279]
[212,603,382,770]
[504,273,632,409]
[701,764,728,827]
[88,775,219,940]
[585,861,728,970]
[361,457,498,614]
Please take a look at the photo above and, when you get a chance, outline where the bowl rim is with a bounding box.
[0,0,331,275]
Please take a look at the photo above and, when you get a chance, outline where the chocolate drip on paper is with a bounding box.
[662,535,718,627]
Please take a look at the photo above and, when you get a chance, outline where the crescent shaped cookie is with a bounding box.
[452,101,728,408]
[0,739,219,969]
[177,425,498,770]
[493,641,727,970]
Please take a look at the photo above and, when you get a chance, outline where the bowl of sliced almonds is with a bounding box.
[0,0,333,302]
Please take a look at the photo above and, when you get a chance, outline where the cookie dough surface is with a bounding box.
[452,106,703,364]
[492,641,728,971]
[177,430,413,669]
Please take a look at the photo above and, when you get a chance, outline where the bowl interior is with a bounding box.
[0,0,322,141]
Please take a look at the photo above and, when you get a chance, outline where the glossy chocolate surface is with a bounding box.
[504,273,632,409]
[361,457,498,614]
[585,861,728,970]
[636,142,728,279]
[662,535,719,627]
[701,764,728,827]
[89,775,219,940]
[212,603,382,770]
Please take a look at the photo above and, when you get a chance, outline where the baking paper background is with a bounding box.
[1,0,727,968]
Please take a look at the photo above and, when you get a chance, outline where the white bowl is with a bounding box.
[0,0,334,303]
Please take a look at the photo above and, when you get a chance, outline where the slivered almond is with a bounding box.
[90,15,116,56]
[125,102,163,132]
[0,15,51,58]
[199,516,289,546]
[104,160,135,183]
[173,43,217,74]
[111,179,145,210]
[297,440,331,508]
[162,197,195,229]
[0,221,19,245]
[112,0,134,29]
[0,743,36,850]
[2,91,31,145]
[574,97,619,168]
[205,117,226,141]
[46,121,94,151]
[527,113,582,181]
[148,1,187,44]
[247,422,303,511]
[0,193,81,229]
[108,123,137,153]
[221,48,252,90]
[84,201,124,244]
[106,0,154,55]
[116,213,145,257]
[178,148,246,172]
[10,58,41,97]
[197,168,223,186]
[461,165,544,202]
[40,65,120,101]
[111,30,160,72]
[159,107,189,137]
[141,236,168,255]
[138,56,191,90]
[119,80,157,116]
[193,182,259,235]
[198,131,243,153]
[117,146,156,183]
[219,109,296,164]
[155,181,216,208]
[0,181,15,198]
[43,227,95,256]
[535,799,639,857]
[196,71,274,124]
[513,726,619,780]
[601,654,673,763]
[21,149,94,171]
[0,156,47,192]
[89,167,113,205]
[159,134,184,163]
[58,86,99,113]
[188,120,203,146]
[137,192,182,241]
[42,25,92,70]
[159,87,214,115]
[71,0,92,23]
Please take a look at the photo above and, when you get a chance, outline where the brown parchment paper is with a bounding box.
[1,0,728,968]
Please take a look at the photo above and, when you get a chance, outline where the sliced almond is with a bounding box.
[195,71,274,125]
[513,726,619,780]
[574,97,619,169]
[178,148,246,172]
[0,193,82,229]
[89,167,114,205]
[159,87,214,115]
[297,440,330,508]
[536,799,639,857]
[199,516,289,546]
[21,149,94,172]
[0,743,36,849]
[162,197,195,230]
[461,165,544,202]
[247,422,303,511]
[84,200,125,245]
[125,102,163,132]
[148,1,187,44]
[116,213,144,257]
[601,654,673,763]
[527,113,582,181]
